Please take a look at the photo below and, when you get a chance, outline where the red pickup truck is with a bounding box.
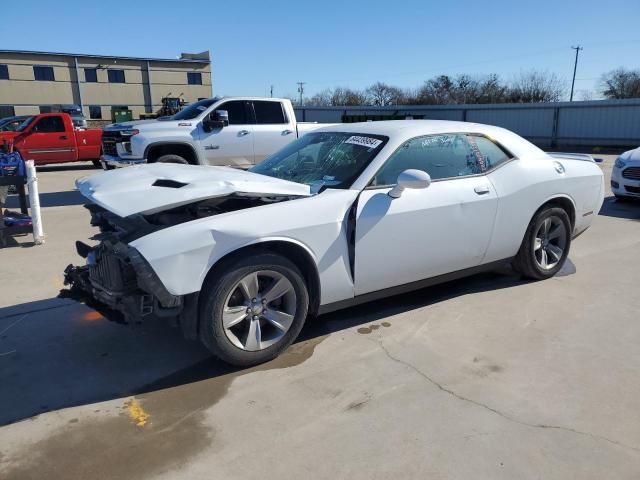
[0,113,102,166]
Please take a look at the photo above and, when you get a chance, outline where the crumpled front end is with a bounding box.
[63,205,184,323]
[64,241,183,323]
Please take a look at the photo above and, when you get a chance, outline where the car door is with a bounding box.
[198,100,254,168]
[354,133,499,296]
[250,100,295,164]
[20,115,75,163]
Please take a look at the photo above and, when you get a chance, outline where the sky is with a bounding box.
[1,0,639,100]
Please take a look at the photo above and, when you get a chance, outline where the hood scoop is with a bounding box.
[153,179,188,188]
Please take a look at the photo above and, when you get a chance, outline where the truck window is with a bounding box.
[218,101,248,125]
[32,116,65,133]
[253,101,287,124]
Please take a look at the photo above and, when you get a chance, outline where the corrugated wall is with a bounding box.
[295,99,640,149]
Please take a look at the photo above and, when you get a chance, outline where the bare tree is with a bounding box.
[306,89,333,106]
[507,70,565,103]
[412,74,508,105]
[365,82,405,106]
[600,68,640,99]
[330,87,368,106]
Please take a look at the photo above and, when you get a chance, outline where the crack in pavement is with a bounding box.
[370,337,640,454]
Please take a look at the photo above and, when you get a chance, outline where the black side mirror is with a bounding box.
[203,110,229,132]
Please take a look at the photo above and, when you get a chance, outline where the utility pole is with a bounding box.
[270,85,273,98]
[570,45,583,102]
[296,82,306,106]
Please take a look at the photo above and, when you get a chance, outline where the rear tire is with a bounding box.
[155,154,189,164]
[198,253,309,366]
[513,206,571,280]
[92,159,101,168]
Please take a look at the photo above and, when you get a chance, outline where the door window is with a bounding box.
[217,101,248,125]
[373,134,484,186]
[32,116,65,133]
[253,101,287,124]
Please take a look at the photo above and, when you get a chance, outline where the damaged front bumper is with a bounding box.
[64,239,182,323]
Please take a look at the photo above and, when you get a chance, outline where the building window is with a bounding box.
[187,72,202,85]
[107,69,125,83]
[33,66,55,81]
[0,65,8,80]
[39,105,53,114]
[0,106,15,117]
[85,68,98,83]
[89,105,102,119]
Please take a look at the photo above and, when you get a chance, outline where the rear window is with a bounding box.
[253,101,287,124]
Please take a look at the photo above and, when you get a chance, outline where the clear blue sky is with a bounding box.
[2,0,639,100]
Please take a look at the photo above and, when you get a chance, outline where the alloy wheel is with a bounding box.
[534,216,567,270]
[222,270,297,351]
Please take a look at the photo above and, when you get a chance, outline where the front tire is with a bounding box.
[199,253,309,366]
[513,206,571,280]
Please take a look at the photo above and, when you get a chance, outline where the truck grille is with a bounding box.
[89,251,137,293]
[622,167,640,180]
[101,131,123,157]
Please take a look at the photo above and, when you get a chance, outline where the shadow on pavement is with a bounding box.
[598,195,640,220]
[5,190,85,209]
[0,267,529,426]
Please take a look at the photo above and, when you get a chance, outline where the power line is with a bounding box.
[570,45,583,102]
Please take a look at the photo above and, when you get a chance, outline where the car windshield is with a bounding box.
[250,132,388,190]
[169,98,218,120]
[15,116,35,132]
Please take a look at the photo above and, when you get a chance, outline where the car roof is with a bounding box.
[315,120,545,159]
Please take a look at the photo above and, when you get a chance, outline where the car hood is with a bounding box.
[76,164,312,217]
[621,147,640,163]
[104,118,194,131]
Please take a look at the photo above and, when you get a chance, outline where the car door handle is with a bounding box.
[282,129,293,135]
[238,130,250,136]
[474,185,491,195]
[59,135,68,140]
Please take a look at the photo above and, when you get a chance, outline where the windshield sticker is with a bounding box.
[322,175,335,181]
[196,105,207,111]
[345,136,382,149]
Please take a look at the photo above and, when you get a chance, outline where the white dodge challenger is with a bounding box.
[65,121,604,366]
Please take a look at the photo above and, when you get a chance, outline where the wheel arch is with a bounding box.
[196,239,321,335]
[535,194,576,228]
[144,142,199,164]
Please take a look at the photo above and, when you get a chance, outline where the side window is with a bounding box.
[373,134,482,186]
[253,101,287,124]
[467,135,512,171]
[85,68,98,83]
[218,101,248,125]
[33,116,65,133]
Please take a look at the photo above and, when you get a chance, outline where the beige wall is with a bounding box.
[0,52,212,120]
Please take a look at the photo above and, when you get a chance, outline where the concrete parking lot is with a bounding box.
[0,157,639,479]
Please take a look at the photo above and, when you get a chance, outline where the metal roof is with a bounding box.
[0,49,210,64]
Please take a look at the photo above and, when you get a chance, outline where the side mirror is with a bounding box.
[388,169,431,198]
[203,110,229,132]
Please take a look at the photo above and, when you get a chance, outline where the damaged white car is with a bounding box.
[65,121,604,366]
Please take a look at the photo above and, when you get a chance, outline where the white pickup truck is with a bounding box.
[101,97,331,169]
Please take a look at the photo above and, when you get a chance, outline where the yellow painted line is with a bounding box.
[125,398,150,428]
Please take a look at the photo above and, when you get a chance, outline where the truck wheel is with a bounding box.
[156,154,189,164]
[199,253,309,366]
[92,159,102,168]
[513,206,571,280]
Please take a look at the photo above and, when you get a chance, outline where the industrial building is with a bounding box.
[0,49,212,122]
